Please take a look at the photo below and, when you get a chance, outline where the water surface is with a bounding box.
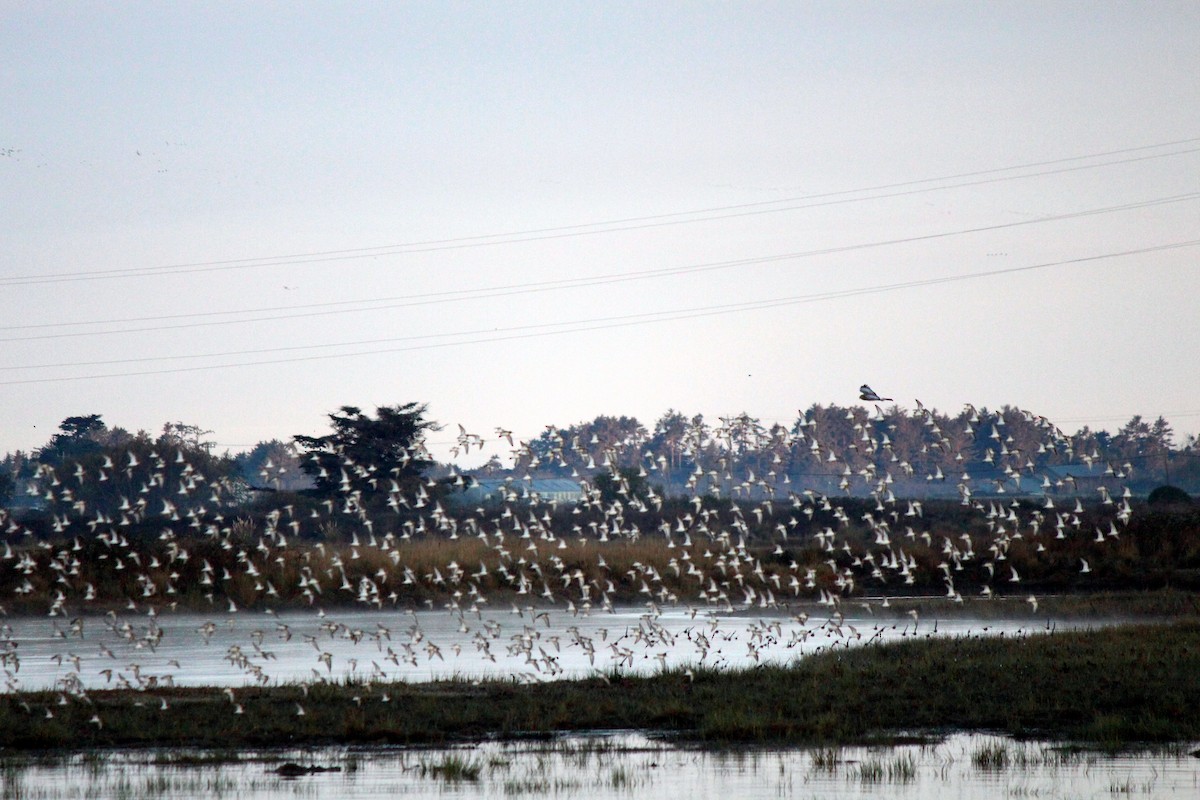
[0,604,1098,691]
[1,733,1196,799]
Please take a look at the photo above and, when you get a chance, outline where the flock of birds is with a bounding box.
[0,387,1142,730]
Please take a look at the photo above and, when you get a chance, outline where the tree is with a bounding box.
[593,466,650,504]
[1150,416,1175,450]
[160,421,215,453]
[571,415,648,471]
[649,409,690,472]
[235,440,310,491]
[294,403,440,502]
[1147,485,1191,506]
[38,414,106,464]
[25,418,242,521]
[524,415,648,475]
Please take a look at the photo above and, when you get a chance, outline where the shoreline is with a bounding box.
[5,585,1199,619]
[3,618,1200,753]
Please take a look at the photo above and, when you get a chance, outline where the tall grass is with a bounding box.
[853,752,916,783]
[971,740,1009,770]
[11,493,1200,615]
[810,747,840,772]
[418,753,482,782]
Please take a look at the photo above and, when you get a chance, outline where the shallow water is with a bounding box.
[1,733,1197,800]
[0,604,1095,691]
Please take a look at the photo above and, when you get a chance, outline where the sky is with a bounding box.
[2,2,1199,465]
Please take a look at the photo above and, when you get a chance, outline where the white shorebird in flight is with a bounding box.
[859,384,893,402]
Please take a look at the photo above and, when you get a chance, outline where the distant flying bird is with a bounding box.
[859,384,893,402]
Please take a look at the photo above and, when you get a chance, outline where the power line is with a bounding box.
[2,191,1196,343]
[2,139,1198,287]
[2,239,1195,384]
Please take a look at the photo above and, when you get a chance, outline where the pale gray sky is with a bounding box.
[2,2,1198,463]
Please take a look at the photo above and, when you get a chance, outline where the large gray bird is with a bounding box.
[859,384,893,402]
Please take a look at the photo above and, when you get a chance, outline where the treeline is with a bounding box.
[1,402,1196,522]
[0,418,306,511]
[513,405,1194,497]
[1,404,1198,611]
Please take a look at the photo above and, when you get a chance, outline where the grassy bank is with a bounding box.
[7,497,1200,617]
[3,621,1200,751]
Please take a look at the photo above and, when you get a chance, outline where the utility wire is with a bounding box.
[2,191,1196,342]
[1,239,1195,384]
[2,139,1198,287]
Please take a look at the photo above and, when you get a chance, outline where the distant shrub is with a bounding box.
[1148,485,1193,506]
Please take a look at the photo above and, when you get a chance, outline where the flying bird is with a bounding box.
[859,384,893,402]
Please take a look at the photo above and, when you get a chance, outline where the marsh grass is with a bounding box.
[1109,774,1160,795]
[1,768,292,800]
[418,753,481,782]
[12,493,1200,615]
[810,747,840,772]
[5,524,1200,617]
[854,758,883,783]
[971,740,1010,771]
[502,776,583,795]
[853,751,916,784]
[970,740,1100,772]
[548,736,622,769]
[149,749,242,767]
[889,752,917,781]
[607,764,635,788]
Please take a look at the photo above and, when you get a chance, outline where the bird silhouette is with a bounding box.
[858,384,893,402]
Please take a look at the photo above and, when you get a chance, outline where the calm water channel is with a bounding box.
[1,733,1197,799]
[0,604,1101,690]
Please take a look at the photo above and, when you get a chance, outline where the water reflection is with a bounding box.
[1,733,1196,799]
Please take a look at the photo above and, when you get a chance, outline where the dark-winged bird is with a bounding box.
[859,384,893,402]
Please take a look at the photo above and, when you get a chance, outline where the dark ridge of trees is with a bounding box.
[525,414,650,477]
[11,415,242,524]
[35,414,107,466]
[507,405,1198,500]
[5,403,1200,529]
[293,403,441,510]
